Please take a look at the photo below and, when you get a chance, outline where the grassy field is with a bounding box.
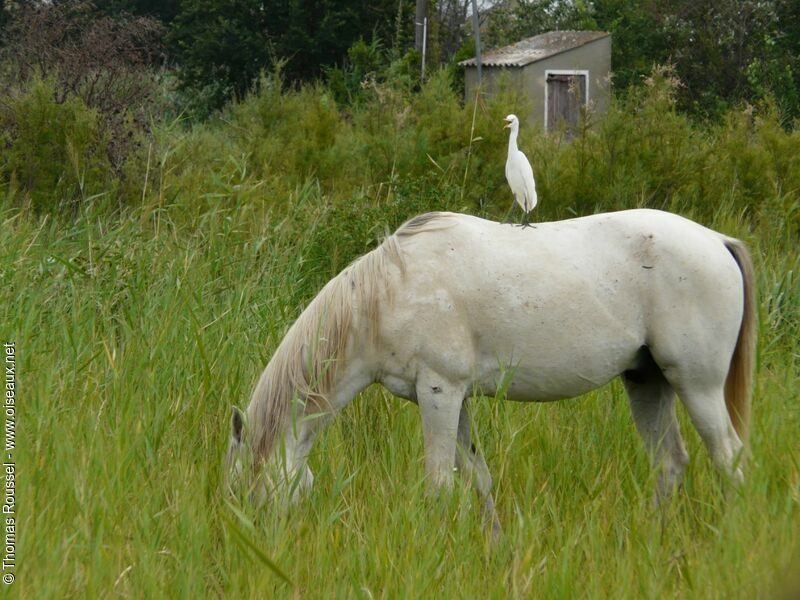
[4,73,800,597]
[6,197,798,598]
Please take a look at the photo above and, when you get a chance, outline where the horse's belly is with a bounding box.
[470,324,640,401]
[501,369,617,401]
[474,355,628,402]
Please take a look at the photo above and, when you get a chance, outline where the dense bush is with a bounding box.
[0,1,162,208]
[0,78,114,211]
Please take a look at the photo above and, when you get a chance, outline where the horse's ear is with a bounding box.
[231,407,244,443]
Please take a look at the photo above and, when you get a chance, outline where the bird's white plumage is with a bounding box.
[504,114,537,214]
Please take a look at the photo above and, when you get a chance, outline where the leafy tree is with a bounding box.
[580,0,669,92]
[168,0,401,115]
[167,0,269,115]
[769,0,800,119]
[264,0,402,81]
[646,0,785,119]
[0,6,6,30]
[93,0,182,23]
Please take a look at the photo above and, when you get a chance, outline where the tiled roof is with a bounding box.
[459,30,609,68]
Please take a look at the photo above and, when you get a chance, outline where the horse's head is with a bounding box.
[225,405,314,507]
[225,406,258,501]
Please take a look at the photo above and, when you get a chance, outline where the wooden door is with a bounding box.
[546,73,587,134]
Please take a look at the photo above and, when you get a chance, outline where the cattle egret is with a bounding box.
[503,114,537,227]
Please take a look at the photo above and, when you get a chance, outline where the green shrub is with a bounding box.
[0,77,114,212]
[325,38,388,107]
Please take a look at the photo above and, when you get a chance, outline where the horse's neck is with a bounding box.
[328,353,375,412]
[285,349,375,461]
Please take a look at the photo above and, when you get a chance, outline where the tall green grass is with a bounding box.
[4,68,800,596]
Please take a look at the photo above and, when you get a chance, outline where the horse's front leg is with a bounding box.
[416,373,465,491]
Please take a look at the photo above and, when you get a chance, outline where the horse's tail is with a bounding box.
[722,237,757,441]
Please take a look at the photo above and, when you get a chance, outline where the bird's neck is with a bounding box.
[508,126,519,154]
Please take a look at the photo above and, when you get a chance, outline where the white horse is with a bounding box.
[226,210,756,530]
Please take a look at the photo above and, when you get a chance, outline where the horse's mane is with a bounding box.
[247,212,455,462]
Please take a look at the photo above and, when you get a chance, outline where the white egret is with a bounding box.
[503,114,537,227]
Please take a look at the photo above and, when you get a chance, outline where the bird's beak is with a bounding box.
[503,120,511,130]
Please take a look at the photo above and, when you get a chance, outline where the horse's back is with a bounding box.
[395,209,740,316]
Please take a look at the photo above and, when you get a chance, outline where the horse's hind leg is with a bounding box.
[456,403,501,536]
[650,348,745,482]
[623,358,689,502]
[649,349,745,483]
[675,384,745,483]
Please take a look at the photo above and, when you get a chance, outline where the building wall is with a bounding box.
[465,36,611,130]
[464,65,524,103]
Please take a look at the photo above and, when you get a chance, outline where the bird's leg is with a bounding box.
[519,211,533,229]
